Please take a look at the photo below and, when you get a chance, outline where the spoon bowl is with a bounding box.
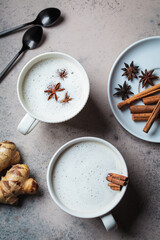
[0,7,61,37]
[35,8,61,27]
[0,26,43,80]
[22,26,43,50]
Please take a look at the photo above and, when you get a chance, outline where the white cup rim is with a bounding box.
[17,52,90,123]
[47,137,128,218]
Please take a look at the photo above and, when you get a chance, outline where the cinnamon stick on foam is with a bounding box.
[117,83,160,109]
[108,182,121,188]
[108,183,121,191]
[108,173,128,181]
[143,99,160,133]
[110,186,121,191]
[142,95,160,105]
[106,176,126,186]
[130,105,155,114]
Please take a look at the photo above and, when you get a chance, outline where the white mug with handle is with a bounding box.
[47,137,128,231]
[17,52,90,135]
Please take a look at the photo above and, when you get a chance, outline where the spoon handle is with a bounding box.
[0,49,24,80]
[0,22,33,37]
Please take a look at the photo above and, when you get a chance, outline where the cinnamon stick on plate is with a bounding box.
[143,99,160,133]
[117,83,160,109]
[142,95,160,105]
[132,113,160,121]
[130,105,155,113]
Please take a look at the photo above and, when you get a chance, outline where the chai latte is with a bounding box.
[52,141,124,214]
[22,56,86,122]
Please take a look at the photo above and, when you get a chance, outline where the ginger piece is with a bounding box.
[0,141,20,172]
[0,164,38,205]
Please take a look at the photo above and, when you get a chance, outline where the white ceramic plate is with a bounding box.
[108,36,160,142]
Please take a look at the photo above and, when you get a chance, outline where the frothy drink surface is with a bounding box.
[22,57,84,122]
[52,141,124,214]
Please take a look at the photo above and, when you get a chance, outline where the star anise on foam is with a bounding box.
[139,69,159,88]
[121,61,139,81]
[113,81,134,100]
[57,69,68,80]
[44,83,65,101]
[61,92,72,103]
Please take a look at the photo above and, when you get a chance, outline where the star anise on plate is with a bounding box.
[61,92,72,103]
[139,69,159,88]
[121,61,139,80]
[44,83,65,101]
[113,81,134,100]
[57,69,68,80]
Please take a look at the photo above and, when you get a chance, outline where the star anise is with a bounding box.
[139,69,159,88]
[121,61,139,81]
[44,83,65,101]
[57,69,68,80]
[113,81,134,100]
[61,92,72,103]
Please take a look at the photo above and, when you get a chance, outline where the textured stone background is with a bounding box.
[0,0,160,239]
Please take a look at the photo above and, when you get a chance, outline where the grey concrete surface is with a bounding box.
[0,0,160,239]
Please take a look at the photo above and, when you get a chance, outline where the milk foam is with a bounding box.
[52,141,124,214]
[22,57,85,122]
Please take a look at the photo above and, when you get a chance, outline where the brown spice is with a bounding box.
[108,182,121,189]
[113,81,134,100]
[106,176,126,186]
[44,83,65,101]
[143,99,160,133]
[142,95,160,105]
[130,105,156,114]
[121,61,139,81]
[117,83,160,109]
[61,92,72,103]
[57,69,68,80]
[132,113,160,121]
[110,186,121,191]
[108,173,128,181]
[139,69,159,88]
[106,173,128,191]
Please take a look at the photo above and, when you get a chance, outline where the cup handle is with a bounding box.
[17,113,39,135]
[100,212,117,231]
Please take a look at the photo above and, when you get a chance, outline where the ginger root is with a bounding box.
[0,141,20,172]
[0,164,38,205]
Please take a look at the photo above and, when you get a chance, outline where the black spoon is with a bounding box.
[0,26,43,80]
[0,8,60,37]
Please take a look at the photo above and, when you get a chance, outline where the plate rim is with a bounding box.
[107,36,160,143]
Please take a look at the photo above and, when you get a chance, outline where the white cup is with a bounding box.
[17,52,90,134]
[47,137,128,231]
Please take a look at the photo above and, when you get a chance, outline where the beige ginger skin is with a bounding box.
[0,141,20,172]
[0,164,38,205]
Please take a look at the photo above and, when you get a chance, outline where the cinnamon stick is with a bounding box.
[106,176,126,186]
[108,182,121,189]
[142,95,160,105]
[117,83,160,109]
[108,173,128,181]
[130,105,155,113]
[132,113,152,121]
[143,99,160,133]
[110,186,121,191]
[132,113,160,121]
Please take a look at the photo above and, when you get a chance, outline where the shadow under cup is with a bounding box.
[17,52,90,134]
